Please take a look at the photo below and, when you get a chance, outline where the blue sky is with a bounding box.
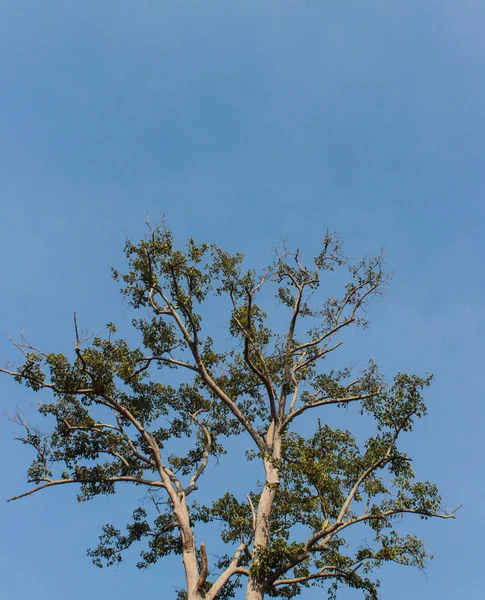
[0,2,483,598]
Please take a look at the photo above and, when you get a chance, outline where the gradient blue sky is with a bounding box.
[0,2,483,599]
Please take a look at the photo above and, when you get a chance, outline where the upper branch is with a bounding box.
[155,291,269,455]
[283,386,384,428]
[185,412,212,495]
[229,286,278,424]
[337,504,462,533]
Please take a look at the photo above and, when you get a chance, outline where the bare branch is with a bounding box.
[7,476,165,502]
[283,387,383,428]
[292,318,354,355]
[62,419,119,433]
[202,492,256,599]
[161,466,184,494]
[0,367,93,395]
[127,355,199,384]
[229,288,278,424]
[281,281,305,411]
[247,493,257,544]
[185,413,212,495]
[294,340,343,374]
[336,504,462,534]
[205,541,250,600]
[114,412,155,468]
[145,355,199,372]
[272,563,363,587]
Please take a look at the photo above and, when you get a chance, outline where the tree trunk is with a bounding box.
[246,429,281,600]
[176,498,203,600]
[184,546,203,600]
[246,576,267,600]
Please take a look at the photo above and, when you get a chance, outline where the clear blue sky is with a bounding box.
[0,2,483,598]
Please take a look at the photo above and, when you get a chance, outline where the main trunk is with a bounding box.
[176,497,203,600]
[246,577,267,600]
[246,430,281,600]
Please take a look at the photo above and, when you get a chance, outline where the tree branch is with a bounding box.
[336,504,462,533]
[197,542,208,589]
[185,412,212,495]
[159,296,269,455]
[205,543,250,600]
[7,476,165,502]
[292,319,354,355]
[228,287,278,424]
[283,387,383,428]
[272,561,364,588]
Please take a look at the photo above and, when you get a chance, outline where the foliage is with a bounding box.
[2,222,458,600]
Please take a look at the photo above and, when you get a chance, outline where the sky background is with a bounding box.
[0,1,484,598]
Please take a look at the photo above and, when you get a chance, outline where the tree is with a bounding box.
[2,223,459,600]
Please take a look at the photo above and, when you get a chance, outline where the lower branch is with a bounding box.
[266,503,461,586]
[205,541,249,600]
[7,476,165,502]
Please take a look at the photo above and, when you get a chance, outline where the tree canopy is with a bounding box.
[2,223,459,600]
